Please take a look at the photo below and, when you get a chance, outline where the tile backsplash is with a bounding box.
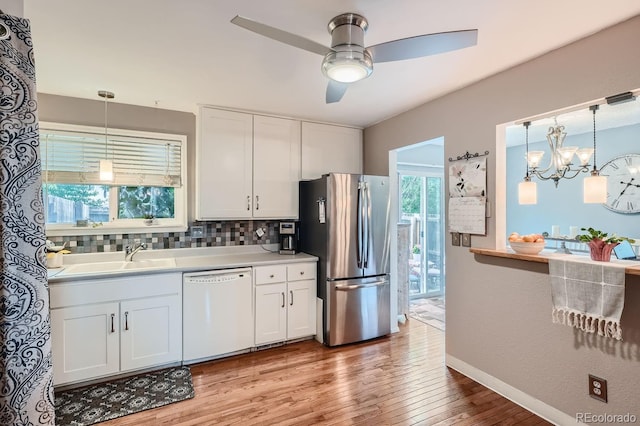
[47,221,280,254]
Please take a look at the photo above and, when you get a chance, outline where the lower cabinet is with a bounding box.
[51,302,120,384]
[120,295,182,371]
[50,273,182,386]
[254,262,317,346]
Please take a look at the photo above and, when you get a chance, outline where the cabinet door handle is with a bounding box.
[281,292,285,308]
[110,313,115,333]
[256,195,259,210]
[270,274,274,278]
[289,290,294,306]
[299,271,304,276]
[247,195,250,211]
[124,311,129,331]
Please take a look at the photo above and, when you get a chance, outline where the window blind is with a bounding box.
[40,127,182,187]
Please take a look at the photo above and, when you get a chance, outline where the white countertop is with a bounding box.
[48,245,318,282]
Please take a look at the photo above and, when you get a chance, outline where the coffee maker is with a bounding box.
[279,222,298,255]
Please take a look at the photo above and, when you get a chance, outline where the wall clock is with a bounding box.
[599,153,640,214]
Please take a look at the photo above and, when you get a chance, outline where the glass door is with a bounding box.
[399,172,445,298]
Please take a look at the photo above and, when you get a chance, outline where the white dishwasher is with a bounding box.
[183,268,253,362]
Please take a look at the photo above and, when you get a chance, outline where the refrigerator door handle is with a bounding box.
[335,279,387,291]
[356,181,364,268]
[363,182,370,269]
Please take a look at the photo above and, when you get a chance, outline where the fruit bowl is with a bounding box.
[509,241,546,255]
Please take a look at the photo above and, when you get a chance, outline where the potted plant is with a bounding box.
[142,213,155,225]
[576,227,635,261]
[412,244,421,262]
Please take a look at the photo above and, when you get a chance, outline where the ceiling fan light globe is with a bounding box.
[322,50,372,83]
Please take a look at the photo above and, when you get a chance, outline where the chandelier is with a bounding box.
[518,104,607,205]
[525,114,594,187]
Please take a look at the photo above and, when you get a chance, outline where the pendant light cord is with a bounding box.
[524,121,531,178]
[104,94,108,158]
[591,104,598,172]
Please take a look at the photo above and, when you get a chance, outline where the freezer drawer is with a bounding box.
[327,276,390,346]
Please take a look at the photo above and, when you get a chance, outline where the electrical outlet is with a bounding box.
[589,374,608,403]
[255,228,265,238]
[191,225,204,239]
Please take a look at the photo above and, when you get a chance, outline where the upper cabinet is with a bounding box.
[196,107,300,220]
[301,122,362,180]
[253,115,301,218]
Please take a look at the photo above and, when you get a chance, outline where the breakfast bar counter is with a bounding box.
[469,247,640,276]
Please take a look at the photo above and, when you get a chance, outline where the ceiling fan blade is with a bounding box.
[326,81,349,103]
[231,15,332,57]
[368,29,478,63]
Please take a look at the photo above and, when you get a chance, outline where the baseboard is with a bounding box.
[445,354,582,426]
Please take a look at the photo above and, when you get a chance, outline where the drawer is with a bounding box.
[254,265,286,285]
[287,262,317,282]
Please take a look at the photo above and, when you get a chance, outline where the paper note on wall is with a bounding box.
[448,196,486,234]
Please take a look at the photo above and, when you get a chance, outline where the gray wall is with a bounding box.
[507,124,640,239]
[364,14,640,421]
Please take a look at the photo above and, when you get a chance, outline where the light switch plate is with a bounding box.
[191,225,204,239]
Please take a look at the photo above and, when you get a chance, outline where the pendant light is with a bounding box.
[518,121,537,204]
[98,90,114,181]
[583,105,607,203]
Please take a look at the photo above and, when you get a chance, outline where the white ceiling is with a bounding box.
[23,1,640,128]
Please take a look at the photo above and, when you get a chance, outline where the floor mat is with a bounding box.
[55,366,194,426]
[409,297,445,331]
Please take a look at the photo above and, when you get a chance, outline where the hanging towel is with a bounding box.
[549,258,626,340]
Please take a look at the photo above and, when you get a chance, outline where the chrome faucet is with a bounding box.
[125,241,147,261]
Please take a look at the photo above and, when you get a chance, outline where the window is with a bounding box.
[40,122,187,235]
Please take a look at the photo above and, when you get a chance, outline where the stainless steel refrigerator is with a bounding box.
[299,173,391,346]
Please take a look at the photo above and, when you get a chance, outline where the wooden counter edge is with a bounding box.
[469,247,640,276]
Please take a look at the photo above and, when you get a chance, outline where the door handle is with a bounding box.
[335,280,388,291]
[256,195,259,210]
[110,313,115,333]
[357,182,364,268]
[247,195,250,211]
[281,292,285,308]
[289,290,294,306]
[124,311,129,331]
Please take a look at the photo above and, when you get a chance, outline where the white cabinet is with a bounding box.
[120,295,182,371]
[254,262,317,346]
[51,302,120,384]
[196,108,253,219]
[50,273,182,386]
[255,282,287,344]
[196,107,301,220]
[301,122,362,180]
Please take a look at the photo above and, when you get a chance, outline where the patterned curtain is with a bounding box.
[0,13,55,426]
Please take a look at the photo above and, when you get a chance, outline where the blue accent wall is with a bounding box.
[507,123,640,239]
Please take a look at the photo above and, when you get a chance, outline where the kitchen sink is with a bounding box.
[60,258,176,275]
[121,258,176,270]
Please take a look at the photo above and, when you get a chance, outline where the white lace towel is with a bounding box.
[549,258,626,340]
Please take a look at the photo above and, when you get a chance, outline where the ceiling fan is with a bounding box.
[231,13,477,103]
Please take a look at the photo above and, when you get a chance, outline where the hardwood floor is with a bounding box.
[102,320,551,425]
